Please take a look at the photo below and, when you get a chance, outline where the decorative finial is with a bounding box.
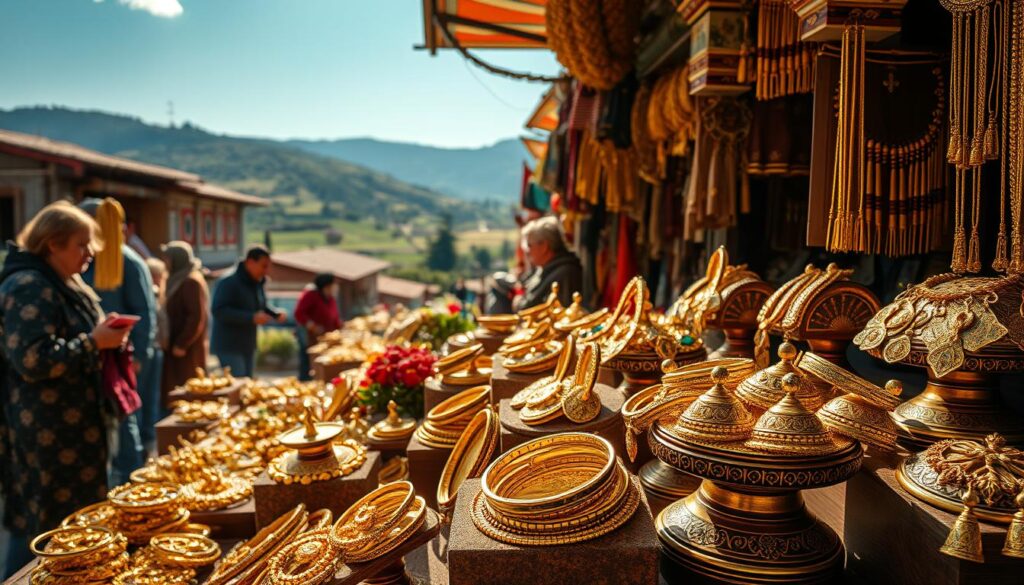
[386,400,400,424]
[711,366,729,385]
[302,402,318,440]
[778,342,798,361]
[781,373,800,395]
[885,379,903,397]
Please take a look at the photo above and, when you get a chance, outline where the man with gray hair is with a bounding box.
[515,216,582,310]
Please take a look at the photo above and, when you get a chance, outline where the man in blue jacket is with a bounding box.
[210,245,285,377]
[79,198,157,485]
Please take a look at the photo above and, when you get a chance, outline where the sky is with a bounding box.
[0,0,561,148]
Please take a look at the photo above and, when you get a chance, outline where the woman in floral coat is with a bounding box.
[0,201,129,577]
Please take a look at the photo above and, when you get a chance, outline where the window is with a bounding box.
[201,209,215,246]
[180,207,195,244]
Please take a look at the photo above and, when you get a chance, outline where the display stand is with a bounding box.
[447,479,659,585]
[190,497,257,540]
[407,432,453,510]
[366,435,410,460]
[845,457,1024,584]
[328,509,442,585]
[489,355,551,402]
[155,407,237,454]
[470,328,508,356]
[252,451,380,528]
[406,523,451,585]
[313,360,362,383]
[496,384,627,461]
[167,377,247,405]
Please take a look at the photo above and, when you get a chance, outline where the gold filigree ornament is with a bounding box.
[107,482,191,544]
[816,381,903,453]
[267,403,368,485]
[746,374,844,456]
[266,529,340,585]
[510,335,576,410]
[150,533,221,568]
[181,467,253,511]
[367,399,417,443]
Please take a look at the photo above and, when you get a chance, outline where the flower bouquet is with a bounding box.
[412,299,476,351]
[357,345,436,418]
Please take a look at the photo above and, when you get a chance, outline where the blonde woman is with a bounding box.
[0,201,130,577]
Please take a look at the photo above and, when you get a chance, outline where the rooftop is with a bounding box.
[272,248,392,282]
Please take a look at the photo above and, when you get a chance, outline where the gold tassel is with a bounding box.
[952,227,968,273]
[969,136,985,166]
[94,197,125,291]
[984,116,999,159]
[940,489,984,563]
[968,228,982,272]
[994,230,1009,272]
[1003,491,1024,559]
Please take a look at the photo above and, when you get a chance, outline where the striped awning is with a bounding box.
[422,0,547,51]
[520,137,548,160]
[524,86,559,131]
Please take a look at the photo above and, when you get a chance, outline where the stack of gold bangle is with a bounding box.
[476,314,520,335]
[472,433,641,546]
[150,532,222,567]
[437,408,501,514]
[204,504,310,585]
[172,398,230,423]
[107,482,191,544]
[113,545,197,585]
[181,468,253,511]
[29,526,129,584]
[622,357,756,461]
[500,336,564,374]
[415,385,492,448]
[262,482,427,585]
[434,343,492,387]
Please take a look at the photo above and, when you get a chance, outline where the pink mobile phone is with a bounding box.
[106,315,141,329]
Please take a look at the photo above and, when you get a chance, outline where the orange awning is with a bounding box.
[524,86,560,131]
[520,136,548,160]
[422,0,547,51]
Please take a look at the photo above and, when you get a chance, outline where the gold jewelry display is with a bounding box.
[150,533,221,567]
[172,397,230,423]
[437,408,500,514]
[517,342,603,426]
[476,314,520,335]
[107,482,190,545]
[551,292,592,334]
[184,366,234,395]
[509,335,576,410]
[378,456,410,486]
[331,481,416,559]
[736,342,825,412]
[180,467,253,511]
[267,404,368,485]
[266,529,339,585]
[367,400,417,443]
[500,337,564,374]
[29,526,129,584]
[434,343,492,386]
[473,433,641,546]
[204,504,308,585]
[415,385,492,448]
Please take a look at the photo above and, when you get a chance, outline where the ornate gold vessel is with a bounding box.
[650,372,863,584]
[267,404,367,485]
[855,274,1024,446]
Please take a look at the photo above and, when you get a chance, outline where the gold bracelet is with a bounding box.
[330,481,415,554]
[266,529,339,585]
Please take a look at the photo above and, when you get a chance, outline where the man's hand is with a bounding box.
[275,312,287,324]
[172,346,187,358]
[254,313,271,325]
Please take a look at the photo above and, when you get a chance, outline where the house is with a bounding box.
[0,129,267,269]
[267,248,392,319]
[377,275,441,308]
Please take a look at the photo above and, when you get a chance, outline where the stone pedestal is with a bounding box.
[190,497,256,540]
[155,410,234,454]
[447,479,659,585]
[329,509,442,585]
[313,360,362,382]
[845,458,1024,584]
[472,328,508,356]
[489,355,550,403]
[252,451,380,528]
[407,432,453,510]
[366,435,410,461]
[497,384,627,460]
[167,378,246,405]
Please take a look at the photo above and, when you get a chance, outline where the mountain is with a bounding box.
[0,106,509,225]
[288,137,529,202]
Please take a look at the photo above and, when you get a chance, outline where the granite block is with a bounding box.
[448,479,660,585]
[497,383,627,461]
[252,450,380,528]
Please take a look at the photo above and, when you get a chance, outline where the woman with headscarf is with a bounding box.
[0,201,131,576]
[294,272,341,380]
[160,241,209,406]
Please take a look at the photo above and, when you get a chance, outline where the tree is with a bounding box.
[426,214,457,272]
[472,246,493,274]
[500,239,514,262]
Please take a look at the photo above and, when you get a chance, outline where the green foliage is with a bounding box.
[414,309,475,351]
[471,245,493,274]
[357,381,424,419]
[256,328,298,367]
[426,215,457,272]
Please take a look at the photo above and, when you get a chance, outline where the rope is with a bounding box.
[435,17,568,84]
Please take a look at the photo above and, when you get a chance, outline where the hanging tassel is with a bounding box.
[1003,490,1024,559]
[952,227,968,273]
[994,230,1009,272]
[940,489,984,563]
[969,135,985,166]
[968,228,982,272]
[948,127,963,165]
[984,115,999,159]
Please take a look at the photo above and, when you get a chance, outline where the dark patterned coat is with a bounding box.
[0,245,109,537]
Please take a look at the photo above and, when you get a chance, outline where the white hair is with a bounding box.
[522,216,567,253]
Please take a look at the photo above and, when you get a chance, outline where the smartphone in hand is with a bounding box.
[106,314,141,329]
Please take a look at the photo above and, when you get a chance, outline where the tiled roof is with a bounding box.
[272,248,392,282]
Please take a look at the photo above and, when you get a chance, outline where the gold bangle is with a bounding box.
[437,408,500,512]
[796,351,902,410]
[330,481,415,553]
[151,533,222,568]
[266,529,339,585]
[30,526,115,559]
[204,504,308,585]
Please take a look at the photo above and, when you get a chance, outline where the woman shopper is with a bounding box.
[160,241,209,405]
[293,272,341,380]
[0,201,131,577]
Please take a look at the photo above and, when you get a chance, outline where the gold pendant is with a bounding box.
[883,335,912,363]
[959,297,1008,352]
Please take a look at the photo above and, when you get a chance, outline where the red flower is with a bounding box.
[401,369,422,388]
[447,303,461,315]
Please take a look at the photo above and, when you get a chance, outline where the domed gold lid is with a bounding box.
[736,342,823,411]
[367,400,417,442]
[817,391,899,452]
[746,374,840,456]
[673,367,755,443]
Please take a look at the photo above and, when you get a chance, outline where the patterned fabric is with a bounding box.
[0,246,108,537]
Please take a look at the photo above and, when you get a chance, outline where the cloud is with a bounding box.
[98,0,184,18]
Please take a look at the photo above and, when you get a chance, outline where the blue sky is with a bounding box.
[0,0,560,148]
